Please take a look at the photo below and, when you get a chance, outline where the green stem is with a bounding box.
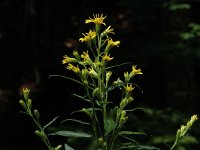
[85,87,102,148]
[26,108,53,150]
[170,139,178,150]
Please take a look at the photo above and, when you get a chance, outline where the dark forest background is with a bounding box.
[1,0,200,150]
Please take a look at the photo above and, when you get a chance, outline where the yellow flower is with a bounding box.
[131,65,143,75]
[67,63,80,73]
[81,51,92,65]
[62,55,77,64]
[73,50,80,60]
[81,51,90,60]
[101,26,115,37]
[22,88,30,99]
[124,72,129,82]
[89,67,98,78]
[125,84,134,93]
[85,14,106,26]
[105,38,120,53]
[107,38,120,47]
[102,53,113,62]
[79,30,97,42]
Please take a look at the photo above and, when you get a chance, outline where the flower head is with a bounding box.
[101,26,115,37]
[132,65,143,74]
[102,53,114,62]
[125,84,134,93]
[89,67,98,78]
[105,38,120,53]
[85,14,106,26]
[81,51,92,65]
[22,88,30,100]
[108,38,120,47]
[73,50,80,60]
[67,63,80,73]
[62,55,77,64]
[79,30,97,43]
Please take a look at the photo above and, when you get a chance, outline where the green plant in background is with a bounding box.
[19,14,198,150]
[19,88,62,150]
[170,115,198,150]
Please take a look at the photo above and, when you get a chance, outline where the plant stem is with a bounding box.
[170,139,178,150]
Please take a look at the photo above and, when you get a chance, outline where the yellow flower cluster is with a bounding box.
[62,13,120,77]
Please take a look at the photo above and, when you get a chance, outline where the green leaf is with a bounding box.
[107,82,126,92]
[64,143,74,150]
[119,135,139,144]
[61,119,91,126]
[72,93,90,102]
[169,4,190,11]
[104,118,117,136]
[49,130,92,138]
[43,116,59,130]
[179,136,199,144]
[49,75,84,86]
[106,62,132,70]
[71,108,101,115]
[119,131,146,136]
[119,142,160,150]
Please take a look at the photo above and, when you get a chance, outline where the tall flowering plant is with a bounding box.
[61,13,143,149]
[19,14,198,150]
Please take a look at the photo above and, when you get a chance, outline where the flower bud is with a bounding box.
[22,88,30,100]
[34,109,40,120]
[55,145,62,150]
[27,99,32,109]
[106,71,112,84]
[19,100,26,109]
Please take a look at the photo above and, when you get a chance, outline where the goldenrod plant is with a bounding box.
[19,14,198,150]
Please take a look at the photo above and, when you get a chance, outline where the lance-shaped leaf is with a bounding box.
[119,131,146,136]
[49,75,83,86]
[104,118,117,136]
[72,93,90,103]
[106,62,132,70]
[49,130,92,138]
[43,116,59,130]
[61,119,91,126]
[65,143,74,150]
[119,142,160,150]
